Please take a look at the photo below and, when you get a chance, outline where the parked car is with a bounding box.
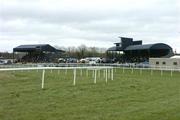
[66,58,78,63]
[101,58,113,63]
[58,58,66,63]
[135,61,150,68]
[0,59,12,65]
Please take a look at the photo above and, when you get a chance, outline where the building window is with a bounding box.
[162,62,166,65]
[156,61,159,65]
[173,62,178,65]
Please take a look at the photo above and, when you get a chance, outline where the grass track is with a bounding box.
[0,68,180,120]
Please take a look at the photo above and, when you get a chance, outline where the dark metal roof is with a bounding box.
[125,44,154,50]
[107,46,124,51]
[125,43,172,51]
[13,44,65,52]
[14,44,47,48]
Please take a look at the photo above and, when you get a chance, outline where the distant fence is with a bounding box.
[0,63,180,71]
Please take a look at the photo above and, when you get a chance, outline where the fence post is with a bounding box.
[41,69,45,89]
[111,68,114,80]
[151,68,153,75]
[103,69,106,78]
[131,68,133,74]
[94,69,97,84]
[161,69,163,76]
[140,68,142,75]
[73,69,76,86]
[65,69,67,75]
[106,69,108,83]
[80,69,82,76]
[92,70,94,78]
[86,69,88,77]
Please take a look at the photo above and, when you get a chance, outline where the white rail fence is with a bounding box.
[0,66,114,89]
[114,66,180,76]
[1,63,180,70]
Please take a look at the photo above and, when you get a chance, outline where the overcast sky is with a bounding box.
[0,0,180,52]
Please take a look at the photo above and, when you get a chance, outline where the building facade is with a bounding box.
[149,56,180,69]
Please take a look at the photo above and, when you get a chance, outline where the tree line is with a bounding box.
[55,44,107,59]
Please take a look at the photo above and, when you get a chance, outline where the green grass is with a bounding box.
[0,68,180,120]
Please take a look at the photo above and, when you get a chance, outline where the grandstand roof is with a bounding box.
[125,44,154,50]
[107,46,123,51]
[13,44,65,53]
[108,43,172,51]
[125,43,172,51]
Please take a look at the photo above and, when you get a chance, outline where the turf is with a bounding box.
[0,68,180,120]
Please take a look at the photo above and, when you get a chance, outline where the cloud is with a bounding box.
[0,0,179,52]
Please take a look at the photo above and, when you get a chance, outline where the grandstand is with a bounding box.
[13,44,65,63]
[107,37,174,63]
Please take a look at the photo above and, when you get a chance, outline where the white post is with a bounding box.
[98,70,101,78]
[86,69,88,77]
[140,68,142,75]
[105,69,108,83]
[73,69,76,86]
[103,69,106,78]
[92,70,94,78]
[51,69,52,73]
[161,69,163,76]
[41,69,45,89]
[108,69,110,79]
[131,68,133,74]
[58,70,60,74]
[151,68,153,75]
[111,68,113,80]
[171,69,173,77]
[80,69,82,76]
[94,69,97,84]
[65,69,67,75]
[123,67,125,73]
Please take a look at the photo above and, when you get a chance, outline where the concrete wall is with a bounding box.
[149,58,180,69]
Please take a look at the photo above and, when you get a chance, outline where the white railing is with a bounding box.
[0,66,114,89]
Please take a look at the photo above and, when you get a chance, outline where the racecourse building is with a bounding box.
[107,37,174,63]
[13,44,65,63]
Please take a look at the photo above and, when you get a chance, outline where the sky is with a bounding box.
[0,0,180,53]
